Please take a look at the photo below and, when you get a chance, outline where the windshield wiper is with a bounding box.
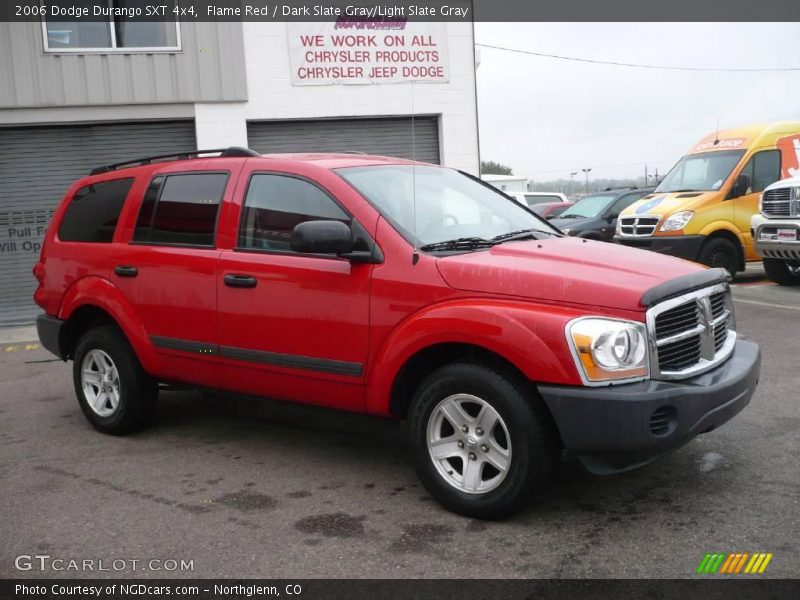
[556,214,586,219]
[490,228,553,243]
[418,237,497,252]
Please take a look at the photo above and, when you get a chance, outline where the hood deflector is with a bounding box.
[640,268,730,307]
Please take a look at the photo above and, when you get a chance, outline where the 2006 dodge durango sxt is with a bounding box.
[34,148,760,518]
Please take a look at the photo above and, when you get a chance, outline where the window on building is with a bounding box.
[133,173,227,246]
[238,175,350,253]
[739,150,782,194]
[44,0,180,52]
[58,178,133,243]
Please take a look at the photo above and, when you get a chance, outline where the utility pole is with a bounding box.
[569,171,577,196]
[645,165,648,187]
[582,168,592,194]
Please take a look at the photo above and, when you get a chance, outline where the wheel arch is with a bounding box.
[365,300,579,418]
[58,276,157,371]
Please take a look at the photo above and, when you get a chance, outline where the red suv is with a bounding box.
[34,148,760,518]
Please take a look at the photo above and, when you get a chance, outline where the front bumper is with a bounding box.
[37,313,66,359]
[538,338,760,474]
[614,234,705,262]
[751,213,800,259]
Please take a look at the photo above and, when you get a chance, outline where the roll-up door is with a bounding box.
[0,120,196,325]
[247,116,440,164]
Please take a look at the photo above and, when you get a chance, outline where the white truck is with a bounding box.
[751,176,800,285]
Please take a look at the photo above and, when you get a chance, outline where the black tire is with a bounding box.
[409,363,558,519]
[698,237,740,277]
[762,257,800,286]
[72,325,157,435]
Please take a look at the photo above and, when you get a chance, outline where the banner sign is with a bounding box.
[287,21,449,86]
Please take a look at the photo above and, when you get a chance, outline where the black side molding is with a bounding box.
[220,346,363,377]
[149,335,363,377]
[640,267,730,307]
[151,336,219,356]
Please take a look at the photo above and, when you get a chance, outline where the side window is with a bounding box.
[133,173,227,246]
[608,193,643,219]
[749,150,781,193]
[58,178,134,243]
[238,174,350,252]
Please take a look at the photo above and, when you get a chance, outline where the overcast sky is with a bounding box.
[474,23,800,183]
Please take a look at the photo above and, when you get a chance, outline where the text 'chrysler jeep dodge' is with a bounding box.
[35,149,760,518]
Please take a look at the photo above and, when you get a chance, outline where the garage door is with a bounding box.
[0,120,196,326]
[247,116,440,164]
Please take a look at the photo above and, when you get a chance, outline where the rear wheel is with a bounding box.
[73,325,157,435]
[698,237,739,277]
[409,363,558,519]
[762,257,800,286]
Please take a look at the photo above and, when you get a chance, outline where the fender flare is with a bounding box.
[364,299,577,415]
[698,220,744,242]
[58,276,158,372]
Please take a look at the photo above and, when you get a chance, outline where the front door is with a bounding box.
[731,149,782,259]
[217,171,372,411]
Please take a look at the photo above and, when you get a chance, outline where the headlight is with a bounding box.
[659,211,694,232]
[567,318,648,384]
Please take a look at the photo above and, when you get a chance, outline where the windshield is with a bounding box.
[656,150,745,193]
[558,194,617,218]
[338,165,558,248]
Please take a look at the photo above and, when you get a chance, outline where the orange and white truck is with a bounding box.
[615,122,800,276]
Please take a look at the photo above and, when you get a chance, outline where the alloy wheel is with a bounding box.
[426,393,512,494]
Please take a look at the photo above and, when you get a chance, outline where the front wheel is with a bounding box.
[762,257,800,286]
[409,363,558,519]
[73,325,157,435]
[698,237,740,277]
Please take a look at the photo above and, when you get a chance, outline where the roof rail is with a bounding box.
[89,147,260,176]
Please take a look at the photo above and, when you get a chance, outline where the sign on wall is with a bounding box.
[287,21,449,86]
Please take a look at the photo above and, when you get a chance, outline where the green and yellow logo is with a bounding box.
[697,552,773,574]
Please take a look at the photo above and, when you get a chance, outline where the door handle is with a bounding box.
[114,265,138,278]
[224,274,257,289]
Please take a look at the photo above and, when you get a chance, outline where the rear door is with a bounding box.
[108,162,241,386]
[216,167,374,411]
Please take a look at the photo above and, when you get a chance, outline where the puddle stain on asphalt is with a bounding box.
[390,523,454,554]
[294,513,366,538]
[33,465,213,514]
[213,490,278,512]
[287,490,312,499]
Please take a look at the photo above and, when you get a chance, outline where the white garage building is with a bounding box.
[0,18,480,325]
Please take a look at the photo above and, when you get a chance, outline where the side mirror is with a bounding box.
[730,173,751,198]
[290,220,353,255]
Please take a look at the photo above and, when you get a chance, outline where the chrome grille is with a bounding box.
[647,284,736,380]
[619,215,660,237]
[761,187,793,217]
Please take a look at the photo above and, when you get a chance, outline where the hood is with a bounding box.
[435,237,703,311]
[620,191,716,220]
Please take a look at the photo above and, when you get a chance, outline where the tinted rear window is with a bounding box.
[133,173,227,246]
[58,178,134,243]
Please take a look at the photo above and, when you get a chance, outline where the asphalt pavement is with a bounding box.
[1,267,797,579]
